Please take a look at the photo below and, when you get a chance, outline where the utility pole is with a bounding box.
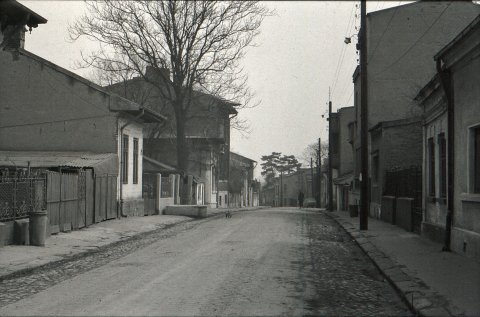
[328,88,333,212]
[359,0,368,230]
[317,138,322,208]
[280,172,283,207]
[310,157,314,198]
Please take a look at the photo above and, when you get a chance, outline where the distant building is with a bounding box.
[264,167,320,208]
[331,107,354,212]
[105,67,238,207]
[228,152,258,208]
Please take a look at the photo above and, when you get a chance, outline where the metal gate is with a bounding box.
[143,173,157,216]
[0,169,46,222]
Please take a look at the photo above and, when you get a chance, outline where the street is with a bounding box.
[0,208,411,316]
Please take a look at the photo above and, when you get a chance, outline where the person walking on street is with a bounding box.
[298,191,305,208]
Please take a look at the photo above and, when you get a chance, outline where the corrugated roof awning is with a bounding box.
[0,151,118,176]
[109,94,167,123]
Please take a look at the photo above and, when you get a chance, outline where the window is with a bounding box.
[372,153,379,185]
[122,135,129,184]
[428,138,435,196]
[438,134,446,198]
[474,127,480,193]
[219,195,222,206]
[133,138,139,184]
[212,166,217,192]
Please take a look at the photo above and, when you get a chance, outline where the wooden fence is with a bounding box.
[47,170,117,234]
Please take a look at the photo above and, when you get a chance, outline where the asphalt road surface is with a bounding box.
[0,208,411,316]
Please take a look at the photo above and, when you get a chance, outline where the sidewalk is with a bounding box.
[327,210,480,317]
[0,206,263,281]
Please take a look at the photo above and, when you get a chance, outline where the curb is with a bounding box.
[325,212,464,317]
[0,218,194,282]
[0,206,266,283]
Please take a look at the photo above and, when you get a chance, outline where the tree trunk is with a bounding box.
[174,99,190,205]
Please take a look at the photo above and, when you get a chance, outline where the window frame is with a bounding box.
[438,133,447,198]
[473,127,480,193]
[133,138,139,185]
[122,134,129,184]
[427,137,435,197]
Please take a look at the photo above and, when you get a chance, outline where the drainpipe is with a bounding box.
[436,58,454,252]
[119,109,145,217]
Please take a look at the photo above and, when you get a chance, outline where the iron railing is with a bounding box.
[0,169,47,222]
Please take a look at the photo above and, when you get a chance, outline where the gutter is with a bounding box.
[119,109,145,217]
[435,58,454,252]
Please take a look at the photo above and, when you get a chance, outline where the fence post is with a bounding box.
[13,178,17,220]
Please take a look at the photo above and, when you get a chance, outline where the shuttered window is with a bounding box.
[428,138,435,196]
[133,138,139,184]
[122,135,129,184]
[439,134,446,198]
[474,128,480,193]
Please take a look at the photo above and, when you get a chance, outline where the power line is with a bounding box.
[368,5,399,63]
[373,2,452,77]
[330,3,356,97]
[0,114,112,129]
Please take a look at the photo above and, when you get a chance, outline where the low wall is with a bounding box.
[0,221,14,246]
[451,227,480,260]
[159,197,175,215]
[381,196,396,224]
[122,199,144,217]
[421,221,446,244]
[396,197,414,232]
[164,205,207,218]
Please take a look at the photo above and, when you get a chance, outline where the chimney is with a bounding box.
[145,65,170,84]
[2,24,25,50]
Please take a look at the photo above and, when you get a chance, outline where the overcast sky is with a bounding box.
[20,0,408,179]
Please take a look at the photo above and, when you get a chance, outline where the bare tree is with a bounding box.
[300,140,329,167]
[69,0,272,182]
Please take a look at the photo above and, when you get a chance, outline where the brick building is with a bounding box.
[106,67,238,207]
[350,1,480,218]
[332,107,355,212]
[0,1,165,218]
[417,14,480,260]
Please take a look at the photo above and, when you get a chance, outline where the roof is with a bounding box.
[108,95,167,123]
[414,73,441,103]
[230,152,256,164]
[0,151,118,175]
[106,73,239,116]
[17,49,166,123]
[193,90,239,115]
[434,13,480,61]
[369,116,422,132]
[143,156,178,174]
[0,0,47,29]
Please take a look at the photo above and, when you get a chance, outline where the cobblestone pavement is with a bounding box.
[0,208,412,316]
[297,210,411,316]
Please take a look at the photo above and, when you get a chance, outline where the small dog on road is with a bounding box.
[225,210,232,218]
